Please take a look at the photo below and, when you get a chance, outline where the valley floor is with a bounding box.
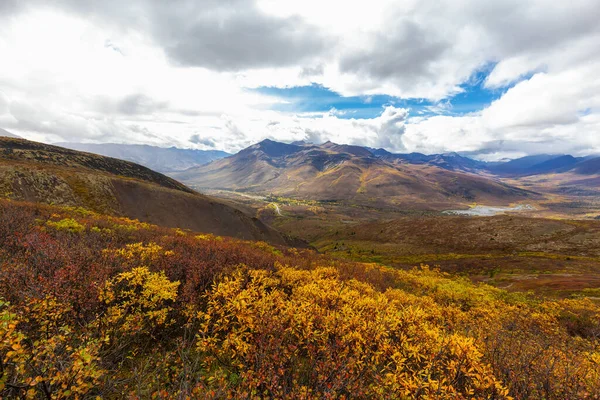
[206,189,600,300]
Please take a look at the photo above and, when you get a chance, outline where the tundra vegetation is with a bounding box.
[0,199,599,399]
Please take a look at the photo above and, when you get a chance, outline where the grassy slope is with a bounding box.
[0,137,290,244]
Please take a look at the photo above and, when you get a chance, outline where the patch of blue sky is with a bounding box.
[251,63,534,119]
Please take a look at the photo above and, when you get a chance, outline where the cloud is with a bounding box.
[374,106,409,150]
[155,3,329,70]
[0,93,9,115]
[189,134,217,147]
[300,64,325,79]
[211,106,409,153]
[116,94,169,115]
[338,20,460,99]
[0,0,599,158]
[402,61,600,159]
[0,0,20,16]
[4,0,600,99]
[4,0,330,72]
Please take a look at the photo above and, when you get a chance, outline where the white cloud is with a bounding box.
[403,61,600,159]
[0,0,598,158]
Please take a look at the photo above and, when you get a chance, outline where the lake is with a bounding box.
[443,204,534,216]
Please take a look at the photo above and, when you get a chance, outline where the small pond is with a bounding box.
[443,204,534,217]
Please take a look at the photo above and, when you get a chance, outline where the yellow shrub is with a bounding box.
[0,298,103,399]
[197,266,509,399]
[195,233,223,241]
[45,218,85,233]
[104,242,174,265]
[99,267,180,336]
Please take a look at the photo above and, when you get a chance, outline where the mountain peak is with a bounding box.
[258,138,277,145]
[442,152,462,158]
[319,141,373,157]
[250,139,302,158]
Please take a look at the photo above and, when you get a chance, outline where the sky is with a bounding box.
[0,0,599,160]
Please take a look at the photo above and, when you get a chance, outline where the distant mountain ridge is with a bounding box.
[486,154,600,176]
[367,148,600,176]
[54,138,600,177]
[376,151,486,173]
[57,142,230,173]
[174,139,533,210]
[39,137,600,177]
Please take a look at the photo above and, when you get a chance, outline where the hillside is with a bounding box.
[487,153,600,177]
[57,142,229,173]
[573,157,600,175]
[378,150,486,173]
[0,137,289,244]
[175,139,533,210]
[1,199,598,399]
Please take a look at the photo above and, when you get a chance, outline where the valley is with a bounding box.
[183,140,600,300]
[207,192,600,299]
[173,139,536,210]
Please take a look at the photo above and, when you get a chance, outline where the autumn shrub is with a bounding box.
[0,199,599,399]
[98,267,180,344]
[474,305,600,399]
[45,218,85,233]
[197,265,510,399]
[0,298,104,399]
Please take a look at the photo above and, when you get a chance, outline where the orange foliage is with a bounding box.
[0,199,598,399]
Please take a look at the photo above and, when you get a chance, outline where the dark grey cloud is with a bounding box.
[336,0,600,97]
[189,134,216,147]
[8,0,330,72]
[94,94,169,116]
[0,0,20,15]
[300,64,325,78]
[470,0,600,56]
[155,3,329,70]
[117,94,168,115]
[340,21,449,89]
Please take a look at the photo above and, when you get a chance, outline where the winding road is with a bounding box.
[271,203,283,216]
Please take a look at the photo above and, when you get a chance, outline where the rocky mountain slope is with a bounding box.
[57,142,229,173]
[0,137,289,244]
[175,139,533,210]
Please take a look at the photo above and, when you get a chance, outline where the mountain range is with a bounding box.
[487,154,600,176]
[371,148,600,177]
[57,142,230,173]
[173,139,534,209]
[4,127,599,209]
[41,134,600,178]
